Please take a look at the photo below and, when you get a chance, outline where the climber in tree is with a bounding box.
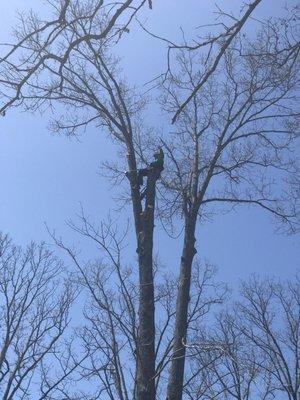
[138,147,164,199]
[150,146,164,171]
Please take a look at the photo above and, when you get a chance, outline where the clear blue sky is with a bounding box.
[0,0,299,289]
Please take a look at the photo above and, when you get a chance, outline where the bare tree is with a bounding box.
[53,216,139,399]
[0,0,151,116]
[0,232,78,400]
[140,1,299,123]
[165,275,299,400]
[159,17,299,399]
[184,312,275,400]
[238,276,300,400]
[0,1,158,397]
[0,2,299,399]
[50,212,226,399]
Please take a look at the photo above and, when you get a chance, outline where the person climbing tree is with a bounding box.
[150,146,164,172]
[138,147,164,199]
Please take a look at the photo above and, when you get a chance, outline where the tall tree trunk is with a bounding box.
[166,214,197,400]
[127,157,157,400]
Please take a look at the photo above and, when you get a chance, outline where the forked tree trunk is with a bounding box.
[136,170,157,400]
[166,214,197,400]
[127,158,158,400]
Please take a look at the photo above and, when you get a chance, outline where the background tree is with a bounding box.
[0,232,78,400]
[185,312,275,400]
[185,276,300,400]
[238,276,300,400]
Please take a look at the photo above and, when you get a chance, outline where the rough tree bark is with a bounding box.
[166,213,197,400]
[127,157,160,400]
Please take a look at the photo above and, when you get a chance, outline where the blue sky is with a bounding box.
[0,0,299,290]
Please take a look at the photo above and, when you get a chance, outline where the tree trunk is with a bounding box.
[166,214,197,400]
[134,168,158,400]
